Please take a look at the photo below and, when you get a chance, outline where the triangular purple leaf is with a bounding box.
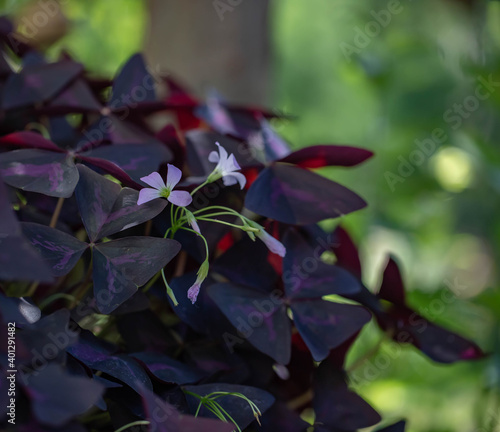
[291,300,371,361]
[183,383,275,431]
[208,282,291,364]
[131,352,204,385]
[283,229,363,299]
[80,142,172,182]
[21,222,88,276]
[0,150,78,197]
[245,163,366,225]
[110,53,156,110]
[313,360,381,430]
[93,237,180,313]
[24,364,104,427]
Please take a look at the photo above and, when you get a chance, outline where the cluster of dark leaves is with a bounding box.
[0,16,483,432]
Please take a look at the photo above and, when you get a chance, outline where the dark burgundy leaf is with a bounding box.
[208,282,291,365]
[282,229,363,299]
[110,53,156,110]
[277,145,373,168]
[132,352,204,385]
[0,150,78,197]
[24,364,104,427]
[378,256,406,306]
[376,420,407,432]
[331,225,362,279]
[1,60,83,110]
[212,235,279,291]
[116,310,176,353]
[260,401,310,432]
[80,142,172,181]
[94,187,167,239]
[0,131,65,152]
[138,382,235,432]
[376,259,484,363]
[387,309,485,363]
[313,360,381,430]
[18,309,78,367]
[46,78,102,113]
[74,164,121,241]
[21,222,88,276]
[0,179,54,282]
[91,354,153,394]
[66,328,117,365]
[93,236,180,313]
[183,383,275,431]
[245,163,366,225]
[79,114,160,146]
[291,300,371,362]
[77,155,143,189]
[169,273,234,337]
[0,236,55,282]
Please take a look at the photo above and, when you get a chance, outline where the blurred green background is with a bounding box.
[3,0,499,430]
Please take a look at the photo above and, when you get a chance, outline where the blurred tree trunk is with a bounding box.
[144,0,270,106]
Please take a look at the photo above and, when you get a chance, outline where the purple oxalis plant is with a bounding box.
[0,16,484,432]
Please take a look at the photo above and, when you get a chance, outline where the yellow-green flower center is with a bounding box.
[159,187,171,198]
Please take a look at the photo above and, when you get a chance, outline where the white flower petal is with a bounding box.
[257,230,286,257]
[137,188,162,205]
[165,164,182,190]
[226,154,241,172]
[140,171,165,190]
[222,175,238,187]
[167,190,192,207]
[226,172,246,189]
[215,142,229,164]
[208,151,220,163]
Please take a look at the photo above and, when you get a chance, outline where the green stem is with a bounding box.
[192,205,241,216]
[113,420,150,432]
[39,293,78,310]
[190,180,210,197]
[179,226,209,259]
[162,268,178,306]
[195,217,246,230]
[142,270,161,293]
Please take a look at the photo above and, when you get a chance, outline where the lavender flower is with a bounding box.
[137,164,192,207]
[207,142,246,189]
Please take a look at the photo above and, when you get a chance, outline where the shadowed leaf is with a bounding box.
[0,150,78,197]
[245,163,366,225]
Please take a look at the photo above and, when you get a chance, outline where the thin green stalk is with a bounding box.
[190,180,210,196]
[161,268,178,306]
[39,293,78,310]
[113,420,150,432]
[195,217,247,230]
